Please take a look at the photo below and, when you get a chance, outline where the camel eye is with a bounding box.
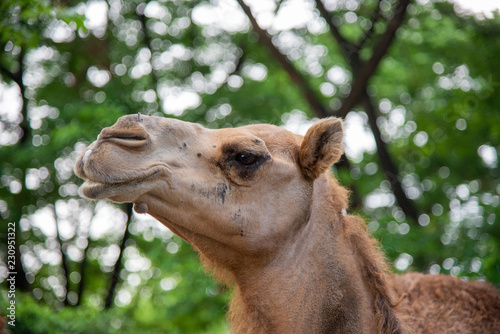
[235,153,257,166]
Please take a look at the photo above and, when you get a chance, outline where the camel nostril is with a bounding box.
[108,137,147,147]
[100,133,149,148]
[111,135,146,141]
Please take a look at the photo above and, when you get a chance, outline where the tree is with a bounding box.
[1,0,499,332]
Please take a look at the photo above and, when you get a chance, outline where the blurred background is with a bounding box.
[1,0,499,332]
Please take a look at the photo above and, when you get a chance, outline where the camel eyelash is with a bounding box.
[231,151,270,168]
[234,152,259,166]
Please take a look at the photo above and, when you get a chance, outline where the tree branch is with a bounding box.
[105,203,133,309]
[76,236,90,306]
[236,0,330,118]
[314,0,361,69]
[336,0,411,117]
[361,92,419,222]
[76,204,96,306]
[357,0,384,50]
[273,0,286,16]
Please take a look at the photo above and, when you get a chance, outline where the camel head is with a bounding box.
[75,114,344,268]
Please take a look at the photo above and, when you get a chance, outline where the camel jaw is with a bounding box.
[78,169,163,202]
[79,179,126,200]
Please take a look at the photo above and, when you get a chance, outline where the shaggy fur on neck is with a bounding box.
[200,176,409,334]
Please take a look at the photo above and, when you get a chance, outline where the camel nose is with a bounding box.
[98,114,150,148]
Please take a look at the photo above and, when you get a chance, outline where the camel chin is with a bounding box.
[79,179,143,202]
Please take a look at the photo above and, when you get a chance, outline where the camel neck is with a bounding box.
[228,210,377,334]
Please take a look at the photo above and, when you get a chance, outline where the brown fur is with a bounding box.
[393,273,500,333]
[75,115,500,333]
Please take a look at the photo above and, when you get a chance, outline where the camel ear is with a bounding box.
[299,117,344,180]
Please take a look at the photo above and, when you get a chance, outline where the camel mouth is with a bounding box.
[79,169,162,200]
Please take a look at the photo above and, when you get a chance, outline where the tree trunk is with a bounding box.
[104,203,133,309]
[335,0,412,118]
[76,205,96,306]
[53,204,71,306]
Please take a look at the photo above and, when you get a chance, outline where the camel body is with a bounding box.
[75,114,500,333]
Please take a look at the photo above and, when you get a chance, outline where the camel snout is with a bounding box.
[97,119,151,149]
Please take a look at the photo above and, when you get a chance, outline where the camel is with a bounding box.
[75,114,500,333]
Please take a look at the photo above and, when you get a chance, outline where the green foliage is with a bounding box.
[0,0,499,332]
[1,292,228,334]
